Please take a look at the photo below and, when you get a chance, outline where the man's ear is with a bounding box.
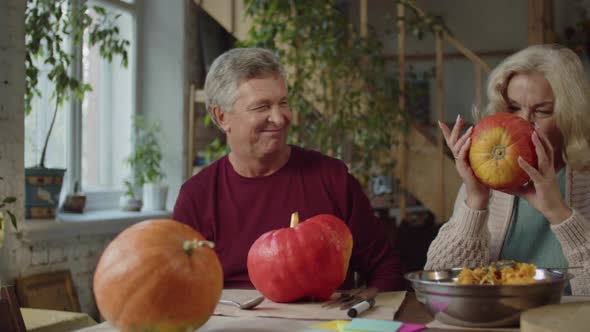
[212,106,230,132]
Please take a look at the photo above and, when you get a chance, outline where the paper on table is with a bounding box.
[310,320,350,331]
[397,322,427,332]
[199,316,312,332]
[341,318,402,331]
[215,289,406,321]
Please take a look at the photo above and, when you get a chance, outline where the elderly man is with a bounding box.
[173,47,405,291]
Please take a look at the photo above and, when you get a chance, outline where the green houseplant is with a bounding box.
[0,177,17,249]
[24,0,129,218]
[204,0,447,188]
[122,115,167,211]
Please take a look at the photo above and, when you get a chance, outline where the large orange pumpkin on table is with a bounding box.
[93,219,223,332]
[247,212,353,303]
[469,112,537,190]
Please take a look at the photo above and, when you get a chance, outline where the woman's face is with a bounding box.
[505,72,564,168]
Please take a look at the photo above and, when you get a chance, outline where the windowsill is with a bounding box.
[17,210,172,243]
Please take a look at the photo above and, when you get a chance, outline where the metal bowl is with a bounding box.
[405,268,571,327]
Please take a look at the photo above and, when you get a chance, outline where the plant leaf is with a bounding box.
[7,211,17,230]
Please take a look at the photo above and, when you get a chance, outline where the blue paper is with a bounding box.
[342,318,403,332]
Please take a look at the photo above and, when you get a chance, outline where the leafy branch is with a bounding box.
[124,115,165,198]
[202,0,447,186]
[25,0,130,168]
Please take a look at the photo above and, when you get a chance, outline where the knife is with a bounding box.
[321,288,364,308]
[339,287,378,310]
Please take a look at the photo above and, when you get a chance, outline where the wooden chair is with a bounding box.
[15,270,81,312]
[0,285,27,332]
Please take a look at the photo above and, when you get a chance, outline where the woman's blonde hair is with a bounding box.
[475,44,590,171]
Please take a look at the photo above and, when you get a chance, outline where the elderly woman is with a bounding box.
[425,44,590,295]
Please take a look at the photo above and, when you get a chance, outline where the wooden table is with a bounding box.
[77,292,508,332]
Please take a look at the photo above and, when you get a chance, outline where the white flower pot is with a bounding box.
[142,182,168,211]
[119,196,142,212]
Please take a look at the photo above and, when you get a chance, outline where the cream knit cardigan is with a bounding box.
[425,167,590,295]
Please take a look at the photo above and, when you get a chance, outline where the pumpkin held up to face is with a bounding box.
[93,219,223,332]
[469,112,537,190]
[247,212,353,303]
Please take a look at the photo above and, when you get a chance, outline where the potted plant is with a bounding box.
[0,177,17,249]
[62,181,86,213]
[120,176,142,212]
[122,115,167,211]
[202,0,445,188]
[24,0,129,218]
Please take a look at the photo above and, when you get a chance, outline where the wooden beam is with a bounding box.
[398,0,492,73]
[383,49,516,62]
[442,32,492,73]
[187,85,197,179]
[196,0,251,41]
[187,86,207,179]
[436,32,445,223]
[397,2,407,222]
[360,0,367,38]
[474,65,482,112]
[528,0,554,45]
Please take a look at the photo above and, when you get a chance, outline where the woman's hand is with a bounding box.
[439,115,490,210]
[507,129,572,224]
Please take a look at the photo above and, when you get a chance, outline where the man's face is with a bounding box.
[218,74,292,159]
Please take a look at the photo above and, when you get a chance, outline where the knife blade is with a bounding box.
[321,288,363,308]
[339,287,378,310]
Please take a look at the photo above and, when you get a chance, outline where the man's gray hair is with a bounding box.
[204,48,287,128]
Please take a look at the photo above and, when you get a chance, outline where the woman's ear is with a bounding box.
[212,106,230,132]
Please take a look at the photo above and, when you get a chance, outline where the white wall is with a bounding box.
[0,0,26,282]
[138,0,188,211]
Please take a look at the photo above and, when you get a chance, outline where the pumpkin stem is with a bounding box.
[290,212,299,228]
[182,239,215,256]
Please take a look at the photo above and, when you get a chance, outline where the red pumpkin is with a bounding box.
[93,219,223,332]
[247,212,353,303]
[469,112,537,190]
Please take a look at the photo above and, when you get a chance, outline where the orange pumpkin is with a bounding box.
[247,212,353,303]
[469,112,537,190]
[93,219,223,332]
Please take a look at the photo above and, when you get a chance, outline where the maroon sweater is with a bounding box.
[173,146,405,291]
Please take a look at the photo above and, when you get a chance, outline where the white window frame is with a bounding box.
[65,0,138,210]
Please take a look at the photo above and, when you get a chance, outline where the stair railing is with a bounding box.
[396,0,492,223]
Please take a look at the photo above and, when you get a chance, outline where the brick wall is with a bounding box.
[8,233,116,319]
[0,0,27,284]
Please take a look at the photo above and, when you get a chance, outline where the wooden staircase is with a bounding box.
[193,0,491,223]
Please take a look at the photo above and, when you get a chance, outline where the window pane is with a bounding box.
[24,80,68,169]
[82,7,134,191]
[24,8,70,170]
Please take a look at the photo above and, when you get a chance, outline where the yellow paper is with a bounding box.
[311,320,350,331]
[337,321,351,332]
